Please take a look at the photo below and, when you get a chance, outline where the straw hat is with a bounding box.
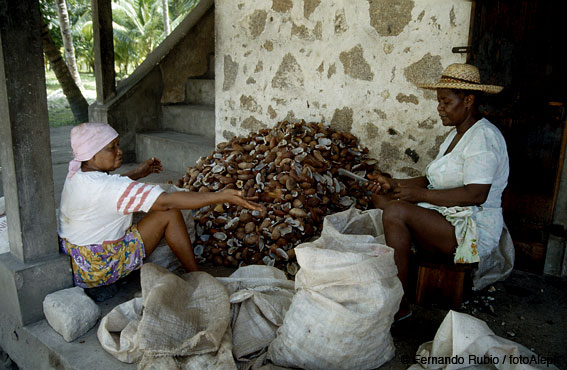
[418,63,503,94]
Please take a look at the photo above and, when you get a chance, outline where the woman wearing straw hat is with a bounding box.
[58,122,261,300]
[366,63,513,320]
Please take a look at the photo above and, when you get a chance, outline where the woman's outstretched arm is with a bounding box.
[150,189,261,212]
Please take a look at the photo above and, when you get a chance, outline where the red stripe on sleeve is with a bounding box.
[123,184,148,214]
[117,182,139,212]
[132,186,155,212]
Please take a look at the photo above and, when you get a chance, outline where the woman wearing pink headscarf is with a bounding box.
[58,122,260,298]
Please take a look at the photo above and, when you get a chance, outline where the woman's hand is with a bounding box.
[124,157,163,180]
[365,173,395,194]
[138,157,163,178]
[221,189,263,211]
[126,157,163,180]
[391,185,426,203]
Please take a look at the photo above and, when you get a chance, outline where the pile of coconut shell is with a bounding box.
[175,120,380,277]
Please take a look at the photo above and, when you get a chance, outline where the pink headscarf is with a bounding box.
[67,122,119,178]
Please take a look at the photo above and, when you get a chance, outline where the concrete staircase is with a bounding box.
[136,78,216,176]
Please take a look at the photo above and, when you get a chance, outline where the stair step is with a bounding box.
[185,79,214,105]
[162,104,215,139]
[136,131,214,174]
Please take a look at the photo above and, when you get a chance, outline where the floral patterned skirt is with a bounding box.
[59,225,146,288]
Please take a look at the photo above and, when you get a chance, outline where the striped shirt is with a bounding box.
[58,170,164,245]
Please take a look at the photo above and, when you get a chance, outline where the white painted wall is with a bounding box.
[215,0,471,177]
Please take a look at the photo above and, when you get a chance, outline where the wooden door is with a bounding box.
[468,0,567,273]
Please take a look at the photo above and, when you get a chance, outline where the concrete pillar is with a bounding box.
[0,0,72,326]
[92,0,116,103]
[0,0,58,262]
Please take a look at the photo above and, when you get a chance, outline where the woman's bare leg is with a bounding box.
[136,209,199,272]
[380,200,457,317]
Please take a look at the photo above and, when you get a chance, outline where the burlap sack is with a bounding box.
[97,263,235,369]
[268,208,403,370]
[218,265,294,365]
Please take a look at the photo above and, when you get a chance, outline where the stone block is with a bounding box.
[0,253,73,325]
[43,287,101,342]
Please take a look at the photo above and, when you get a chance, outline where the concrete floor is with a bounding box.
[1,126,566,369]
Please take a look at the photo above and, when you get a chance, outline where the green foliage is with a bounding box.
[169,0,199,29]
[41,0,199,126]
[112,0,200,76]
[41,0,199,76]
[112,0,164,75]
[39,0,63,47]
[68,0,95,72]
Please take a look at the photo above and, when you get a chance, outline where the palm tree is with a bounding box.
[55,0,83,91]
[112,0,164,75]
[162,0,170,36]
[40,16,89,123]
[41,0,200,80]
[169,0,199,29]
[111,0,199,76]
[71,13,94,72]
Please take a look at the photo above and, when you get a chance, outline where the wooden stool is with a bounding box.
[414,257,476,309]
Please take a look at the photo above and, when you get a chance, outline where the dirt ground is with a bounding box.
[384,269,567,370]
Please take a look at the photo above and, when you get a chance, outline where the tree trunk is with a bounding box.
[55,0,83,91]
[40,17,89,123]
[162,0,170,36]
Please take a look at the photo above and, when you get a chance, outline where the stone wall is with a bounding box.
[215,0,471,176]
